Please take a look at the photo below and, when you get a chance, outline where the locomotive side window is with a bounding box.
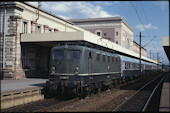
[67,50,80,60]
[89,52,92,58]
[108,56,110,62]
[115,57,117,63]
[103,55,105,62]
[112,57,114,63]
[96,53,100,61]
[53,50,63,60]
[117,57,120,63]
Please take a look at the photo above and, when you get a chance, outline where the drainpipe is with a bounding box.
[2,3,6,79]
[14,17,18,80]
[35,3,41,33]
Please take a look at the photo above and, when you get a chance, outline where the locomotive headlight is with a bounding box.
[50,67,56,74]
[74,67,79,75]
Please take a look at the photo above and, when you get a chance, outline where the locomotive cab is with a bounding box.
[47,45,86,96]
[50,45,81,76]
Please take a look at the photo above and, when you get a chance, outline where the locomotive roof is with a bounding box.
[52,44,119,56]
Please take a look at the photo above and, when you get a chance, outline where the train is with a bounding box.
[44,44,162,97]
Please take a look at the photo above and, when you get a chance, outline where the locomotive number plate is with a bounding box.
[60,76,69,79]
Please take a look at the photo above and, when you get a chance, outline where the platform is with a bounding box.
[1,78,48,109]
[159,72,170,112]
[1,78,47,93]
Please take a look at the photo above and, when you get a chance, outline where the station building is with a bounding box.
[0,2,84,79]
[0,2,154,79]
[69,17,146,57]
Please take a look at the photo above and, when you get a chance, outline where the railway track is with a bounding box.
[2,71,164,112]
[112,72,167,112]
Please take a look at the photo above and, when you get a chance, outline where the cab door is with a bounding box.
[88,52,93,78]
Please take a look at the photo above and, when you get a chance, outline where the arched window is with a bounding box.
[95,30,102,37]
[126,37,130,49]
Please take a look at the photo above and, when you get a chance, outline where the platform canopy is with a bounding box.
[21,32,158,64]
[163,36,170,61]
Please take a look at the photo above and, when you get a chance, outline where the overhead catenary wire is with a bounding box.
[143,36,157,47]
[139,1,156,35]
[139,2,159,50]
[130,1,151,39]
[130,1,159,57]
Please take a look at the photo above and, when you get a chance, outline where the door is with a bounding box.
[88,52,93,77]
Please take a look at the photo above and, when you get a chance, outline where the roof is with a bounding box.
[119,54,156,66]
[21,32,158,64]
[163,36,170,61]
[69,17,122,22]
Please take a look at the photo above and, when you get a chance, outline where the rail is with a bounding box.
[112,72,167,112]
[142,73,167,111]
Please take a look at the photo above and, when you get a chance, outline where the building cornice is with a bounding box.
[76,23,122,29]
[133,41,146,50]
[70,17,133,32]
[0,2,74,25]
[22,2,74,25]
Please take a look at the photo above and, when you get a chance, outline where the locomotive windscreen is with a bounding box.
[67,50,80,60]
[52,50,63,60]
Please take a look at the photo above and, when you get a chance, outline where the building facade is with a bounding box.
[69,17,146,56]
[0,2,84,79]
[0,2,148,79]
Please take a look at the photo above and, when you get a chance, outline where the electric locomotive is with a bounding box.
[45,44,160,97]
[45,45,122,97]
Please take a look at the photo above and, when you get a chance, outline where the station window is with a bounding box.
[22,21,27,33]
[104,33,107,36]
[37,25,41,33]
[116,32,118,36]
[49,28,52,32]
[54,28,59,32]
[97,32,101,36]
[103,55,105,62]
[96,53,100,61]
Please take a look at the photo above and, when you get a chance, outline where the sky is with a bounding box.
[28,1,169,65]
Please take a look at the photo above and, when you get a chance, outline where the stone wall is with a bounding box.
[0,7,26,79]
[84,28,115,42]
